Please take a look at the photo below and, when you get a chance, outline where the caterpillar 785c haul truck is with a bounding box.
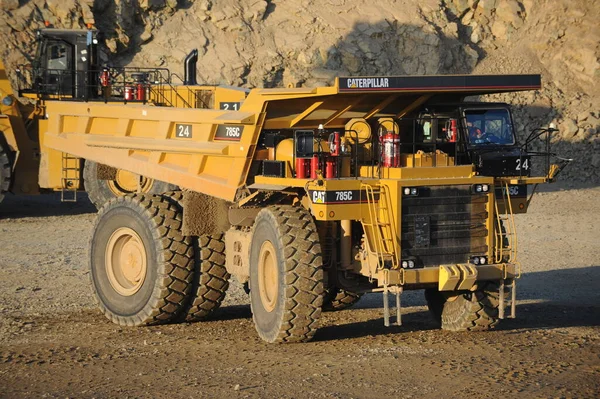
[2,28,570,343]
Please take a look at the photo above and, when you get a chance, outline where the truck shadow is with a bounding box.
[0,192,97,219]
[318,266,600,341]
[497,265,600,331]
[313,310,438,342]
[208,266,599,342]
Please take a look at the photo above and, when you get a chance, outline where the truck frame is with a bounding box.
[1,29,569,343]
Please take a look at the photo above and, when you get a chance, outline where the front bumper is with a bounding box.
[378,263,518,291]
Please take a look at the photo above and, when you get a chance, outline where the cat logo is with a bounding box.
[312,191,325,204]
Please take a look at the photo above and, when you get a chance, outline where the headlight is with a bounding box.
[470,255,488,265]
[473,184,490,194]
[403,187,419,196]
[401,260,408,268]
[408,260,415,268]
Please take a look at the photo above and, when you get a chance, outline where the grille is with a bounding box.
[401,185,488,267]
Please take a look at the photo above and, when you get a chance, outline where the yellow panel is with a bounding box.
[439,265,461,291]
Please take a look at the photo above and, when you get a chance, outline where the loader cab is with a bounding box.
[29,29,99,100]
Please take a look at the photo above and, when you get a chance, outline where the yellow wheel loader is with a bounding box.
[0,29,184,207]
[3,28,571,343]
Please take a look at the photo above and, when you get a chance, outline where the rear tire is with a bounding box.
[0,141,11,204]
[180,234,230,322]
[90,193,194,326]
[249,205,324,343]
[322,288,362,311]
[84,160,177,209]
[440,282,501,332]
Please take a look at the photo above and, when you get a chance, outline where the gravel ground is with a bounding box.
[0,186,598,398]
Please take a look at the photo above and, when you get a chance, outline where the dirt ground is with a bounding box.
[0,185,598,398]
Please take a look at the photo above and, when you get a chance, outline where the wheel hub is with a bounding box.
[105,227,147,296]
[107,169,153,195]
[258,240,278,312]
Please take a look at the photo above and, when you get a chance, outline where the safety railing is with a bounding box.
[15,65,211,110]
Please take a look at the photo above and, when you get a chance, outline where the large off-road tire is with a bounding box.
[83,160,177,209]
[0,141,11,205]
[322,288,363,311]
[90,193,194,326]
[180,234,230,322]
[439,282,501,332]
[249,205,324,343]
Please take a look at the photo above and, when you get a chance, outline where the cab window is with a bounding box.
[465,109,515,145]
[47,43,70,70]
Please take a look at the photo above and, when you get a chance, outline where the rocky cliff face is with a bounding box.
[0,0,598,183]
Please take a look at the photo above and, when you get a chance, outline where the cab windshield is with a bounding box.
[464,108,516,145]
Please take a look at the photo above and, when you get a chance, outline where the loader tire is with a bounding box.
[180,234,230,322]
[84,160,177,209]
[440,282,501,332]
[0,141,11,205]
[249,205,324,343]
[322,288,363,311]
[90,193,194,326]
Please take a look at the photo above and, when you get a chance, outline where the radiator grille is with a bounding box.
[401,185,488,267]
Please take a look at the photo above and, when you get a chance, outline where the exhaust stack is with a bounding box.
[183,49,198,85]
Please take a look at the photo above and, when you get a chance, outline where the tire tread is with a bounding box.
[252,205,324,343]
[440,282,502,332]
[90,193,194,326]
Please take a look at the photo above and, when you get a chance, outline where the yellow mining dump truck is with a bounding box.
[6,30,570,343]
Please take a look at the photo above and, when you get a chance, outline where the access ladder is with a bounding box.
[494,180,519,319]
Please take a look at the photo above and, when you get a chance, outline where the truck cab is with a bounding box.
[411,102,531,178]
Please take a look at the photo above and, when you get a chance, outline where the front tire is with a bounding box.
[440,282,501,332]
[249,205,324,343]
[90,194,194,326]
[84,160,177,209]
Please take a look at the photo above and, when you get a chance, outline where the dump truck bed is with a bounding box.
[43,74,541,201]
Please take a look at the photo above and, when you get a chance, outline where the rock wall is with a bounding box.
[0,0,597,183]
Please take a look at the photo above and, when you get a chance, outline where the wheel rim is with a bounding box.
[258,240,278,312]
[107,169,153,196]
[105,227,147,296]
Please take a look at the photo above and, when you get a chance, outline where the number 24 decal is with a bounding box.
[176,124,192,138]
[515,158,529,171]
